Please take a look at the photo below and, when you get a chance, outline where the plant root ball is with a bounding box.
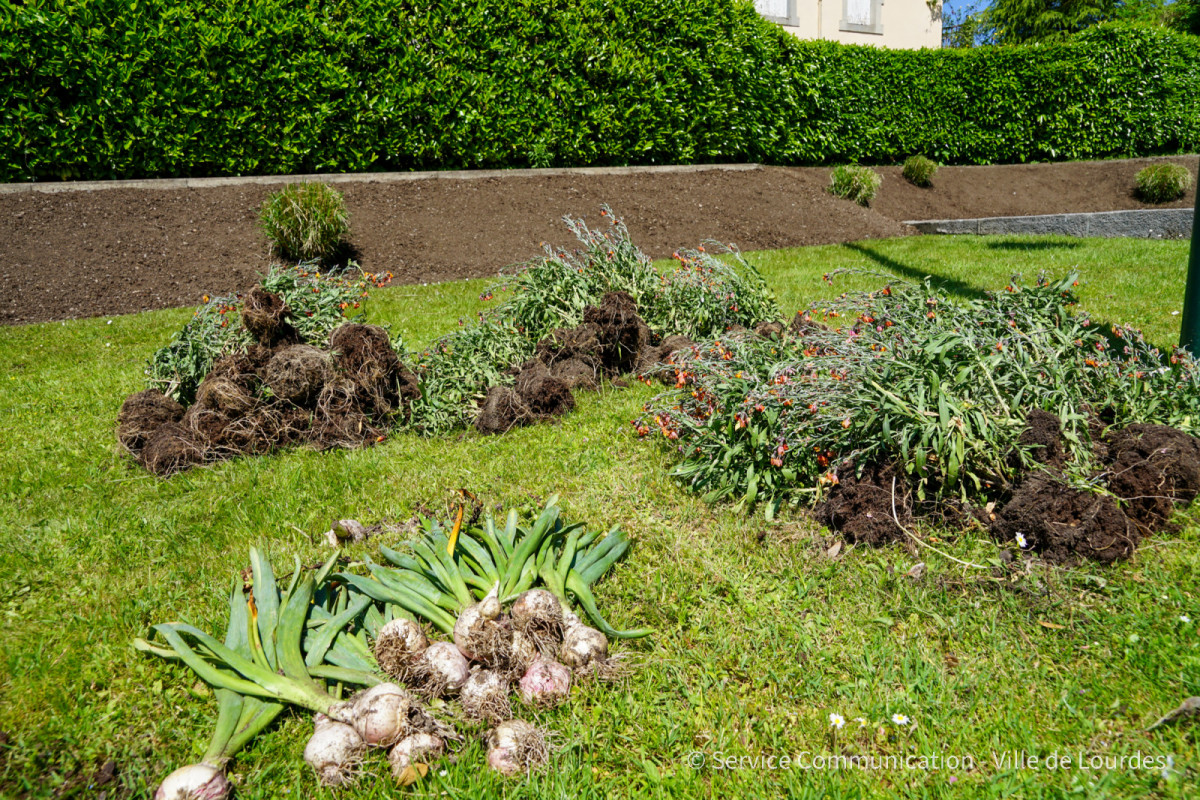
[139,422,206,477]
[475,386,534,434]
[535,323,603,369]
[154,762,231,800]
[374,618,428,681]
[415,641,470,697]
[310,377,382,450]
[241,287,298,346]
[118,389,184,454]
[514,359,575,418]
[550,357,601,391]
[329,323,419,414]
[510,589,563,654]
[1104,423,1200,535]
[389,733,446,780]
[486,720,551,776]
[460,669,512,722]
[518,658,572,708]
[583,291,652,374]
[264,344,332,405]
[193,375,256,417]
[304,714,366,787]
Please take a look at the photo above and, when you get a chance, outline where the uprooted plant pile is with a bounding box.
[405,207,779,435]
[120,208,781,475]
[137,497,648,797]
[638,273,1200,564]
[118,266,410,476]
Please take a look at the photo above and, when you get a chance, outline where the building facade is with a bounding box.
[755,0,942,49]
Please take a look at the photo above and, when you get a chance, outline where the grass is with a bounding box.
[0,235,1198,799]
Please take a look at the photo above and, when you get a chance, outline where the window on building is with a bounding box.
[841,0,884,34]
[754,0,798,26]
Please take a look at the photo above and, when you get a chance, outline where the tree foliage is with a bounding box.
[948,0,1199,45]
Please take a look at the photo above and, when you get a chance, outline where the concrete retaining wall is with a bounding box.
[0,162,762,195]
[905,208,1193,239]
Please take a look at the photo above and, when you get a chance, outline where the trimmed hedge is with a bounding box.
[1,2,1197,182]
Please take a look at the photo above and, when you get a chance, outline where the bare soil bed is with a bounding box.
[1,156,1194,325]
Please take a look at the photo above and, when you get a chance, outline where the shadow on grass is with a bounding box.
[842,242,988,301]
[986,239,1081,252]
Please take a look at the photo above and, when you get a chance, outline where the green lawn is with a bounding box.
[1,235,1197,799]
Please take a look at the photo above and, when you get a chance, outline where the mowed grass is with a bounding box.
[0,235,1197,799]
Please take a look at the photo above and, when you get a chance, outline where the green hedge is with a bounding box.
[1,1,1197,182]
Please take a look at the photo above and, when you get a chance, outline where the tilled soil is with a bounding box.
[2,156,1195,325]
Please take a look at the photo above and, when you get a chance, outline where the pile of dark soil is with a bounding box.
[117,289,417,476]
[474,292,695,434]
[813,462,912,547]
[812,411,1200,565]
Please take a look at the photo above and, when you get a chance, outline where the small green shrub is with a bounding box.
[902,155,938,187]
[829,165,882,207]
[260,183,350,262]
[1135,163,1193,203]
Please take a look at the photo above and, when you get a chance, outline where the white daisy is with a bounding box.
[829,713,845,730]
[892,713,910,726]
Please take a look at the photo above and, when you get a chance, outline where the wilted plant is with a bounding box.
[829,165,882,206]
[902,155,938,187]
[1135,164,1192,203]
[260,183,351,262]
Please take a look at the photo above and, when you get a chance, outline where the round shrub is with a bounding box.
[1135,164,1193,203]
[260,183,350,262]
[902,155,938,187]
[829,165,882,207]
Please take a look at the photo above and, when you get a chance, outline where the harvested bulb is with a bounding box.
[303,714,365,787]
[340,683,423,747]
[389,733,446,780]
[460,669,512,722]
[486,720,550,776]
[518,658,571,707]
[417,641,470,697]
[454,584,509,665]
[374,618,428,681]
[154,763,232,800]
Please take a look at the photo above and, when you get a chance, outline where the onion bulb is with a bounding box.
[339,683,425,747]
[453,584,509,666]
[460,669,512,722]
[374,618,427,681]
[415,641,470,697]
[510,589,563,654]
[560,622,608,669]
[154,763,231,800]
[486,719,550,776]
[518,658,571,708]
[388,733,446,780]
[506,628,539,676]
[303,713,365,786]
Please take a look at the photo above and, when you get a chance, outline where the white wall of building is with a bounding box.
[755,0,942,49]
